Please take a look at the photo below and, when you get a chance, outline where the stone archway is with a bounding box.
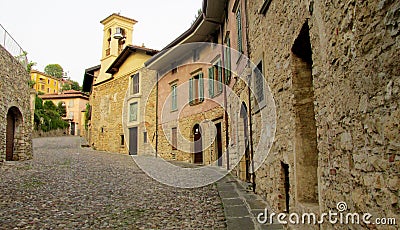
[6,106,23,161]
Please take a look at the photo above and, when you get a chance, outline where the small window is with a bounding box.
[47,88,50,93]
[172,67,177,74]
[120,135,125,146]
[143,132,147,143]
[189,73,204,105]
[193,49,200,62]
[48,79,50,84]
[172,127,177,150]
[131,73,139,94]
[101,127,104,133]
[69,100,74,108]
[68,111,74,119]
[41,85,45,90]
[254,61,265,103]
[129,102,138,122]
[171,84,177,111]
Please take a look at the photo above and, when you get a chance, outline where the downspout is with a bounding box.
[155,71,159,157]
[243,0,256,192]
[220,23,230,171]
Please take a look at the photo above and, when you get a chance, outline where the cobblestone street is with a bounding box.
[0,137,226,229]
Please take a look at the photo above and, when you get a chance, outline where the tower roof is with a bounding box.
[100,13,138,25]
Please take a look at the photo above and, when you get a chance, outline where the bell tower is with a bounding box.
[97,13,137,83]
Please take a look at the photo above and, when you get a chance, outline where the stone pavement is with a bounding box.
[216,175,284,230]
[0,136,283,229]
[0,137,226,229]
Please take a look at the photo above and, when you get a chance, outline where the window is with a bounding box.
[254,61,265,103]
[129,102,138,122]
[41,85,45,90]
[48,79,50,84]
[208,61,223,98]
[54,81,56,86]
[68,111,74,119]
[143,132,147,143]
[172,67,177,74]
[131,73,139,94]
[120,135,125,146]
[236,8,243,53]
[47,88,50,93]
[189,73,204,105]
[69,100,74,108]
[193,49,200,62]
[224,36,232,84]
[260,0,272,15]
[171,84,177,111]
[171,127,177,150]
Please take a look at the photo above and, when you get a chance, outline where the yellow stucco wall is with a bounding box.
[30,70,61,94]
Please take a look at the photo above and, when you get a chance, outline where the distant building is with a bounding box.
[39,90,89,136]
[83,14,157,153]
[30,69,62,94]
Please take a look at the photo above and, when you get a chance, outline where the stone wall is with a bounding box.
[246,0,399,228]
[0,45,33,162]
[90,75,129,154]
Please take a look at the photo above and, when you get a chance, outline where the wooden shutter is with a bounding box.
[236,8,243,53]
[189,78,193,104]
[217,62,223,93]
[199,73,204,102]
[208,67,214,98]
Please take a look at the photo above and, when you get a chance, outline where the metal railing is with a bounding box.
[0,24,28,68]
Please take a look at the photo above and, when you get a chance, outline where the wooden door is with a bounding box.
[6,111,15,161]
[193,124,202,164]
[129,127,138,155]
[216,123,222,166]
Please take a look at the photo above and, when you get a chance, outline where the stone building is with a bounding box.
[0,45,33,162]
[84,14,157,154]
[39,90,89,136]
[240,0,399,229]
[145,1,228,165]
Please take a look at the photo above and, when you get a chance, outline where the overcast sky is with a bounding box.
[0,0,202,84]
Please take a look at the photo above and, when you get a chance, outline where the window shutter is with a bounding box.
[236,9,243,53]
[189,78,193,104]
[199,73,204,102]
[225,38,232,84]
[208,67,214,98]
[171,85,177,111]
[217,63,223,93]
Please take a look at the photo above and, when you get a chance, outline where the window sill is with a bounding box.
[128,94,142,99]
[189,99,204,106]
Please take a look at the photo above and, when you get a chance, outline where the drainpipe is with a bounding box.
[155,71,159,158]
[220,23,230,171]
[243,0,256,192]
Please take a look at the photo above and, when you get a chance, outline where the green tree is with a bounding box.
[34,96,69,132]
[57,101,67,117]
[70,80,81,91]
[44,64,64,78]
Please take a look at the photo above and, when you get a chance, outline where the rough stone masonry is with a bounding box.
[245,0,399,229]
[0,45,32,162]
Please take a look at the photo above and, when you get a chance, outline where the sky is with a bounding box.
[0,0,203,84]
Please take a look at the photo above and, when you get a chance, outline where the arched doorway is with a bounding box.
[240,103,250,182]
[193,124,203,164]
[6,106,23,161]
